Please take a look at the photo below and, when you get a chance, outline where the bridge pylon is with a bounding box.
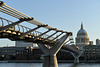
[37,33,71,67]
[72,51,83,64]
[74,56,79,64]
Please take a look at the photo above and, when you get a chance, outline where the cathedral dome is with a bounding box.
[77,28,88,36]
[75,23,89,50]
[77,23,88,36]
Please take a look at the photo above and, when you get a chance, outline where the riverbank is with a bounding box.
[0,60,43,63]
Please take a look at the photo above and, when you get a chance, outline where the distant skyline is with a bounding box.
[0,0,100,47]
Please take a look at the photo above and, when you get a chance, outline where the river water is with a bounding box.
[0,63,100,67]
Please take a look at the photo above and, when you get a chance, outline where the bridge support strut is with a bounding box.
[38,33,70,67]
[74,56,79,64]
[72,51,83,64]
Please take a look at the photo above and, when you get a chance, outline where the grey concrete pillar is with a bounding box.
[37,33,71,67]
[74,57,79,64]
[72,53,80,64]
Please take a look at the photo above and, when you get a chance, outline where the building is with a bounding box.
[75,23,100,62]
[0,47,26,60]
[89,41,93,45]
[83,45,100,62]
[0,47,74,61]
[96,39,100,45]
[16,47,42,60]
[15,41,35,47]
[75,23,89,50]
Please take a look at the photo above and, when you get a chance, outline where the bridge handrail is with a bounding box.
[0,17,54,40]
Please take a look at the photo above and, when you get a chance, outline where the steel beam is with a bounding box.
[51,33,71,54]
[32,29,51,41]
[32,28,57,41]
[63,40,71,44]
[43,31,58,42]
[55,32,72,44]
[50,32,63,43]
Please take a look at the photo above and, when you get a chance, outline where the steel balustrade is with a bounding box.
[0,17,60,44]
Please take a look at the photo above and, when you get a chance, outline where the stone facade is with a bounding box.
[83,45,100,61]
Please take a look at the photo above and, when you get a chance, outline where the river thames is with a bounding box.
[0,63,100,67]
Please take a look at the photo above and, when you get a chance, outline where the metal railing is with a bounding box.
[0,17,54,40]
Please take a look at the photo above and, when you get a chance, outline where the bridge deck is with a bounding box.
[0,25,55,45]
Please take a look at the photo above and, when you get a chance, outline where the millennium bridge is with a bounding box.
[0,1,81,67]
